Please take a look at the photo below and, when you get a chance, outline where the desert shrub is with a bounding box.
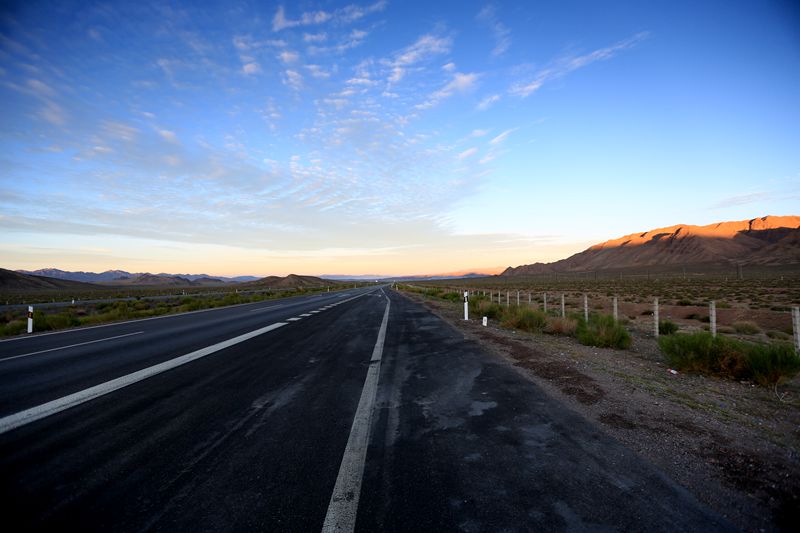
[659,320,679,335]
[502,307,547,333]
[479,302,504,320]
[441,292,462,303]
[677,299,693,306]
[0,320,27,337]
[546,316,577,336]
[717,326,735,334]
[767,330,791,341]
[732,321,760,335]
[576,314,631,349]
[658,332,800,385]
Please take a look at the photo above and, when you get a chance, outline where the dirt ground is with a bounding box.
[404,291,800,532]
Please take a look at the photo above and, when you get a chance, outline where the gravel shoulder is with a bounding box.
[404,291,800,532]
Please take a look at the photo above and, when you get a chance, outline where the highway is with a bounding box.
[0,287,732,531]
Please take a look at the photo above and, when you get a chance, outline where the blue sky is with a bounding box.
[1,0,798,276]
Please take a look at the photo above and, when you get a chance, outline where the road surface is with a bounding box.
[0,287,732,531]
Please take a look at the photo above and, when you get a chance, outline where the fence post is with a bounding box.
[792,306,800,352]
[561,294,565,318]
[543,293,548,313]
[464,291,469,321]
[613,296,618,322]
[516,291,520,306]
[710,301,717,337]
[654,297,659,338]
[27,305,33,334]
[583,294,588,323]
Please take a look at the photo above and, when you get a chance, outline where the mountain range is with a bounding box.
[16,268,260,284]
[502,215,800,276]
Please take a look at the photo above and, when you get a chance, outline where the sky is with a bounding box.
[1,0,798,277]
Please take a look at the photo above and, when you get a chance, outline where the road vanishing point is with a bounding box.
[0,286,733,531]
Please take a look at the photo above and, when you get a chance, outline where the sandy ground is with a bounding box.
[405,291,800,532]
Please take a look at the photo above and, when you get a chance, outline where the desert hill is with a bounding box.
[502,215,800,276]
[0,268,103,291]
[244,274,334,289]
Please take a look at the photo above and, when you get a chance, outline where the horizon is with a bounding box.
[1,1,799,276]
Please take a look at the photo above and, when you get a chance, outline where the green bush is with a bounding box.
[659,320,679,335]
[480,301,504,320]
[501,307,547,333]
[732,321,760,335]
[576,314,631,349]
[658,332,800,385]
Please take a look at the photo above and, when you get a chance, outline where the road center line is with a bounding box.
[0,321,288,436]
[248,304,285,312]
[322,289,390,533]
[0,331,145,363]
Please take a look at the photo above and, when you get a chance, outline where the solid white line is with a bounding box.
[322,290,390,533]
[0,331,145,363]
[0,322,288,436]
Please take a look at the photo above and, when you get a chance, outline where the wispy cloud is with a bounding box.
[283,69,304,91]
[476,93,500,111]
[489,128,516,145]
[458,147,478,159]
[476,4,511,56]
[510,31,650,97]
[385,34,452,83]
[712,192,771,208]
[273,2,387,32]
[416,72,479,110]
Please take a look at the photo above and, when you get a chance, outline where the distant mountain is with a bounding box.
[18,268,133,283]
[104,273,196,286]
[18,269,255,284]
[502,215,800,276]
[322,267,503,282]
[0,268,102,291]
[243,274,336,289]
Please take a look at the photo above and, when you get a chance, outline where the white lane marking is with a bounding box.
[0,322,288,436]
[309,310,320,314]
[299,313,312,317]
[322,290,391,533]
[0,331,145,363]
[287,317,301,322]
[248,304,285,312]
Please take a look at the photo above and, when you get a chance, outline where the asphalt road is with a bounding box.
[0,287,733,531]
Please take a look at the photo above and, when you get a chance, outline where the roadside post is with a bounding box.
[543,293,548,313]
[710,301,717,337]
[613,296,619,322]
[583,294,589,323]
[561,294,565,318]
[464,291,469,321]
[654,298,659,338]
[516,291,520,306]
[27,306,33,334]
[792,306,799,352]
[506,291,509,308]
[482,316,488,327]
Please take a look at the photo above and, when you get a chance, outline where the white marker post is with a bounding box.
[482,316,488,327]
[561,294,565,318]
[792,306,799,352]
[583,294,589,323]
[710,301,717,337]
[516,291,520,306]
[654,297,659,338]
[27,306,33,334]
[464,291,469,321]
[543,293,548,313]
[613,296,618,322]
